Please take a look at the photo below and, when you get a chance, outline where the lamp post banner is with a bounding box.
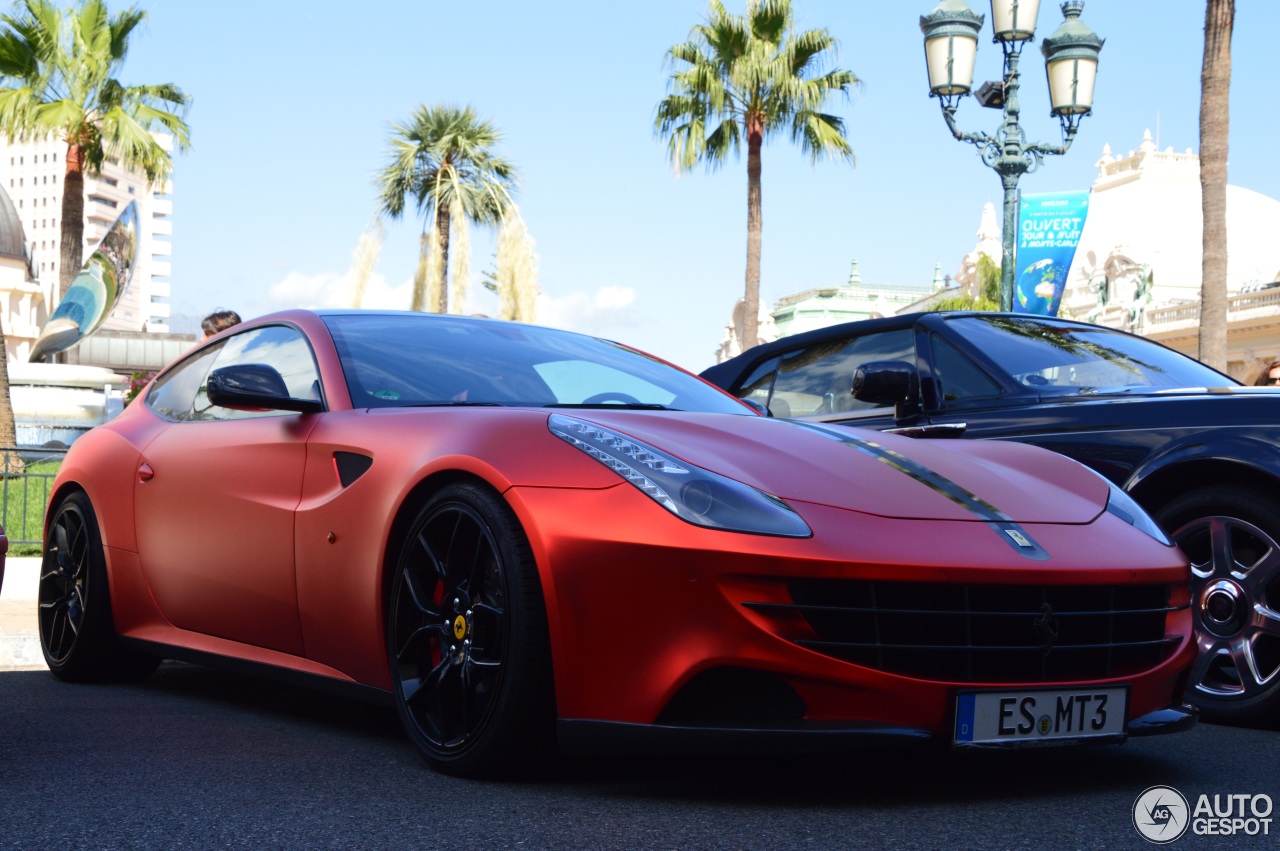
[1013,190,1090,316]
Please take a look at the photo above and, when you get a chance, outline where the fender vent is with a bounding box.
[333,452,373,488]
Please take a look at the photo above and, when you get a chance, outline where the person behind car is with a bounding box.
[200,310,242,341]
[1252,360,1280,386]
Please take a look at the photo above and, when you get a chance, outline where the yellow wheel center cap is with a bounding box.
[452,615,467,640]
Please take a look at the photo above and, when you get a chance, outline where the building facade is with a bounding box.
[0,132,174,350]
[1052,131,1280,382]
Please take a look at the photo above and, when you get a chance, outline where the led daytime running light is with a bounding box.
[549,415,689,514]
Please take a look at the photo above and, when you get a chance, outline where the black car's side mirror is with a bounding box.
[206,364,324,414]
[852,360,920,421]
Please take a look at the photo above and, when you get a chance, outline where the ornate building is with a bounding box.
[1053,131,1280,381]
[715,260,938,363]
[0,182,43,362]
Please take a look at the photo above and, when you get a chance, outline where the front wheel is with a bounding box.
[38,491,159,681]
[1156,484,1280,724]
[387,482,554,776]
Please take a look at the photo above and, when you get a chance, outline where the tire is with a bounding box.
[1155,484,1280,724]
[387,482,555,776]
[38,491,160,682]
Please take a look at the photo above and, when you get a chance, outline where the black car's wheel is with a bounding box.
[1156,485,1280,723]
[38,491,159,681]
[387,482,554,776]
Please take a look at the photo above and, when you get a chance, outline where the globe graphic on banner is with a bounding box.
[1016,257,1067,315]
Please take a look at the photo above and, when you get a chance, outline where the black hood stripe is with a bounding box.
[783,420,1050,560]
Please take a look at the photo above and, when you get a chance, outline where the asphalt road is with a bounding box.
[1,662,1278,850]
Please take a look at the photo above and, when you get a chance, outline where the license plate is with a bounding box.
[954,687,1128,745]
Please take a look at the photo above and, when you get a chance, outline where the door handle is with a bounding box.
[137,463,155,483]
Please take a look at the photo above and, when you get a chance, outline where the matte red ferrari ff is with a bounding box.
[40,310,1195,775]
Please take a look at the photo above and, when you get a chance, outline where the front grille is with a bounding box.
[746,580,1183,683]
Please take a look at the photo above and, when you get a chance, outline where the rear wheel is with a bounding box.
[39,491,159,681]
[1156,485,1280,723]
[387,482,554,776]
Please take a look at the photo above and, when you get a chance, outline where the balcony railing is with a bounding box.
[1146,288,1280,328]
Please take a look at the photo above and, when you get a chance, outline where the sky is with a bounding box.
[115,0,1280,372]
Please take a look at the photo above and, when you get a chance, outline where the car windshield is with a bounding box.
[322,313,751,414]
[949,315,1237,393]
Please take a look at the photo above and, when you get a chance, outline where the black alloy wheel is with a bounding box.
[38,491,158,681]
[1157,485,1280,723]
[387,482,553,776]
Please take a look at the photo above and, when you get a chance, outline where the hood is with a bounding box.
[570,411,1106,524]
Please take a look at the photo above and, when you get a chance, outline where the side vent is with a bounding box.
[333,452,373,488]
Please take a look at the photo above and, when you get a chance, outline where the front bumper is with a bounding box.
[558,704,1198,755]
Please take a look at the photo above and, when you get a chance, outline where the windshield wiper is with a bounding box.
[543,403,674,411]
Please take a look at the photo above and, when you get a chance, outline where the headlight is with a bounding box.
[548,414,811,538]
[1102,478,1173,546]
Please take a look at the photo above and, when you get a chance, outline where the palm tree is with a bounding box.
[376,105,518,315]
[655,0,858,350]
[1197,0,1233,371]
[0,0,190,300]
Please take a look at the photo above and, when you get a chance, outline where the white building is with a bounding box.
[947,132,1280,382]
[1058,131,1280,380]
[0,132,174,345]
[0,180,42,362]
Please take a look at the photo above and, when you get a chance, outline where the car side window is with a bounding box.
[771,330,915,416]
[733,356,783,414]
[143,344,224,421]
[931,334,1001,403]
[192,325,323,421]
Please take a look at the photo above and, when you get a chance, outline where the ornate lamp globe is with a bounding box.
[1041,1,1104,117]
[920,0,985,98]
[989,0,1041,42]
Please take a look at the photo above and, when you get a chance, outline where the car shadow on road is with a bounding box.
[133,660,406,744]
[22,660,1259,810]
[539,742,1184,807]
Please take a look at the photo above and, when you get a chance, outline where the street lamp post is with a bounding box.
[920,1,1103,312]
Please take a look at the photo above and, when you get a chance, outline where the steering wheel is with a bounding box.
[581,392,642,405]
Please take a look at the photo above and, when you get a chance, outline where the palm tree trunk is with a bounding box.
[743,125,764,350]
[436,203,452,314]
[1197,0,1233,371]
[59,143,87,300]
[411,234,430,312]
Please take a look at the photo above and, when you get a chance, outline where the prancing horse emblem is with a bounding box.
[1032,602,1060,651]
[1005,528,1034,548]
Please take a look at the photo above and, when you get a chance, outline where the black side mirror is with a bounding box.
[852,360,920,421]
[206,364,324,414]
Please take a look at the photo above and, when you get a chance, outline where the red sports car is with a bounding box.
[40,310,1195,775]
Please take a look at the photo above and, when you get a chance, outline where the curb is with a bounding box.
[0,633,43,670]
[1,557,44,671]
